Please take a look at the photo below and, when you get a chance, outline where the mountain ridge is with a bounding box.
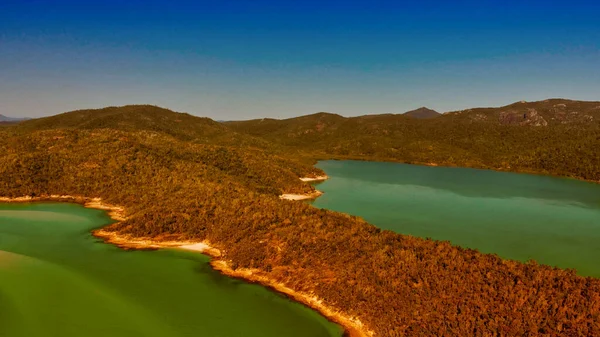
[404,107,440,119]
[226,98,600,182]
[15,105,276,150]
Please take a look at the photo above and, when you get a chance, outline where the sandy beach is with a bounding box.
[279,190,323,201]
[278,175,329,200]
[299,175,329,182]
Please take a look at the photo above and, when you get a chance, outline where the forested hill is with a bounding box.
[16,105,273,148]
[226,99,600,182]
[5,105,325,195]
[2,104,600,335]
[404,107,440,119]
[445,99,600,126]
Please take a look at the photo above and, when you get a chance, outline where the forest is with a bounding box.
[227,99,600,182]
[1,104,599,336]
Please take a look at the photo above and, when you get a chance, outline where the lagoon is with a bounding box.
[311,160,600,277]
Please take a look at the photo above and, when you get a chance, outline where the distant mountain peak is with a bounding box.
[404,107,441,119]
[309,112,344,118]
[0,114,29,122]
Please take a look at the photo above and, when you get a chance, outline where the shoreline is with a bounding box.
[0,195,128,221]
[92,229,371,337]
[310,156,600,185]
[0,194,372,337]
[300,175,329,182]
[278,175,329,201]
[279,190,323,201]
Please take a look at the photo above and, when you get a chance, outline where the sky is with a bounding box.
[1,0,599,120]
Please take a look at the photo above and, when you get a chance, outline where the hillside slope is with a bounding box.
[17,105,273,148]
[226,99,600,181]
[446,98,600,126]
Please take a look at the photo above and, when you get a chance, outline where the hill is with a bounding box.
[446,98,600,126]
[2,104,600,336]
[404,107,440,119]
[16,105,273,149]
[226,99,600,182]
[0,114,28,123]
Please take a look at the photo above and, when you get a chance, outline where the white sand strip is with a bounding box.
[178,242,212,252]
[299,176,329,182]
[279,191,323,201]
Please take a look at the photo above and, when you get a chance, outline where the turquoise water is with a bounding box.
[0,202,342,337]
[311,160,600,277]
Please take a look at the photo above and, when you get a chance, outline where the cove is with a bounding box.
[311,160,600,278]
[0,202,342,337]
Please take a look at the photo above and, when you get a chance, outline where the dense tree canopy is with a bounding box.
[1,103,600,336]
[227,99,600,182]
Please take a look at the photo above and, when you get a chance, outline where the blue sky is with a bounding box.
[1,0,599,119]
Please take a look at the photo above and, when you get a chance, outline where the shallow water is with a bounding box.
[0,202,342,337]
[311,160,600,277]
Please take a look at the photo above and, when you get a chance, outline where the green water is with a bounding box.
[0,202,342,337]
[312,160,600,277]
